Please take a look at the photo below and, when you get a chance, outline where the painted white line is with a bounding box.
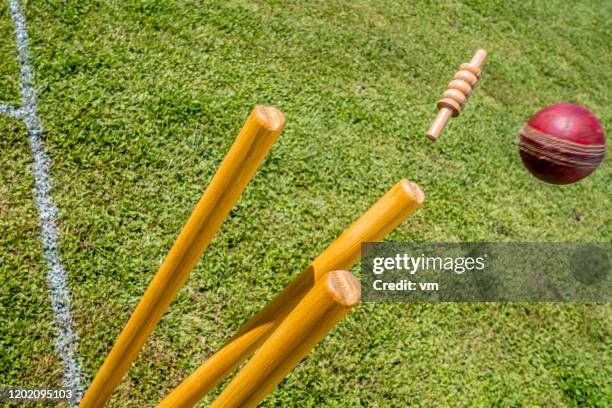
[8,0,84,403]
[0,103,22,118]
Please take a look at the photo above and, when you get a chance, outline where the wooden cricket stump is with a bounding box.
[209,270,360,408]
[157,180,424,408]
[79,106,285,408]
[427,49,487,141]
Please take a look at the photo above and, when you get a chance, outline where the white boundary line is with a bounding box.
[5,0,84,402]
[0,103,22,118]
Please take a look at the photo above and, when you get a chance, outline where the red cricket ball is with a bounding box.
[519,103,606,184]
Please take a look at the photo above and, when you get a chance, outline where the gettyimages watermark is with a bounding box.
[361,243,610,301]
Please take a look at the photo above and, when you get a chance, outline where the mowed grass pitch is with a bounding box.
[1,0,610,406]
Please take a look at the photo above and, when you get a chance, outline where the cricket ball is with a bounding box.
[519,103,606,184]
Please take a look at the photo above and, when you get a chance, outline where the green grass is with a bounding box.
[1,0,611,406]
[0,1,20,104]
[0,118,63,391]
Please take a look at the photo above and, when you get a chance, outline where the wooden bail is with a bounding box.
[427,49,487,141]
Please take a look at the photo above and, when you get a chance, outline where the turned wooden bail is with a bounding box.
[427,49,487,141]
